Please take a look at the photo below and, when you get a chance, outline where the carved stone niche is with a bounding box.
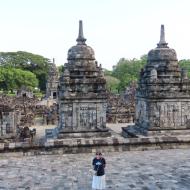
[150,68,157,80]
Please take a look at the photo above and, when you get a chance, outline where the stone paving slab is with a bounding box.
[0,149,190,189]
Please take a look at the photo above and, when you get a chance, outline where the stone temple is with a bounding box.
[57,20,110,138]
[123,25,190,137]
[46,58,59,100]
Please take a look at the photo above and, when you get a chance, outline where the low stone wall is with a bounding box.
[1,135,190,156]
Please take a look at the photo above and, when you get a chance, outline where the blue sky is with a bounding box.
[0,0,190,69]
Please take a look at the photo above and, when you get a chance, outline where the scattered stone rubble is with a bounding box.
[107,85,136,123]
[0,94,58,141]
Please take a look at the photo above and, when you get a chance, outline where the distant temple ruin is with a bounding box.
[46,58,59,99]
[56,20,110,138]
[123,25,190,137]
[17,86,33,98]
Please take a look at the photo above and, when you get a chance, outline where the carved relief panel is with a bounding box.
[79,105,97,129]
[147,101,190,129]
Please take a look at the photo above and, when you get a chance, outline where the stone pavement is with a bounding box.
[1,149,190,190]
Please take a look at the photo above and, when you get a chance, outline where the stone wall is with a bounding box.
[1,135,190,155]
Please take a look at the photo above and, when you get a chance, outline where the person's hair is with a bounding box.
[96,152,102,156]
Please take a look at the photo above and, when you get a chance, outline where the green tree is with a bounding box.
[179,59,190,78]
[105,75,120,93]
[0,51,50,91]
[57,65,64,75]
[103,69,112,76]
[112,55,147,91]
[0,67,38,91]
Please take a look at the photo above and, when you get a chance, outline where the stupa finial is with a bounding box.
[157,25,168,48]
[76,20,86,45]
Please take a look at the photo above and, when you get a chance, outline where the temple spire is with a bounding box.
[157,25,168,48]
[76,20,86,45]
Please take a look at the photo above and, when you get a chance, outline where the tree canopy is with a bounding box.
[0,51,51,91]
[105,75,120,93]
[105,55,147,92]
[0,67,38,91]
[179,59,190,77]
[105,56,190,93]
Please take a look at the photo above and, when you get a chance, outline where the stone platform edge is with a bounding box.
[0,135,190,155]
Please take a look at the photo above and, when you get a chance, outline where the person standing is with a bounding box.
[92,152,106,190]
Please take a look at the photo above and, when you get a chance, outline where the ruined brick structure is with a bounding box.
[17,86,33,98]
[57,20,110,138]
[123,25,190,137]
[0,94,40,141]
[107,92,135,123]
[0,105,18,139]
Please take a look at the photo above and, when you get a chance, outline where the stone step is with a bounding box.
[147,129,190,136]
[57,130,111,138]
